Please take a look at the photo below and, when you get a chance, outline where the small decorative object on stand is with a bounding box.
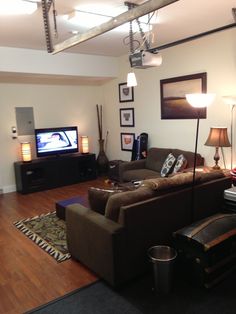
[96,104,109,175]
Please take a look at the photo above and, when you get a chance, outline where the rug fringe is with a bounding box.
[13,212,71,263]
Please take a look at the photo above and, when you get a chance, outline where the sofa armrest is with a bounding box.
[119,159,146,182]
[66,204,126,287]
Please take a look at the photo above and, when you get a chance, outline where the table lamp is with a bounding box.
[81,136,89,154]
[21,142,32,162]
[205,127,231,169]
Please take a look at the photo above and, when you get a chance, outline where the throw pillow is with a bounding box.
[160,153,176,177]
[173,154,187,173]
[88,187,124,215]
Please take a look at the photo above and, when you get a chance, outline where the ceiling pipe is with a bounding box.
[52,0,179,54]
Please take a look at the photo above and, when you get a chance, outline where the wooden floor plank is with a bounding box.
[0,178,107,314]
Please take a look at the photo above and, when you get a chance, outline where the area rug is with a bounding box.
[25,270,236,314]
[14,211,70,262]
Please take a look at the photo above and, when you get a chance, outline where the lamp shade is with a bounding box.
[127,72,137,87]
[222,96,236,106]
[186,93,215,108]
[21,142,32,162]
[205,127,231,147]
[81,136,89,154]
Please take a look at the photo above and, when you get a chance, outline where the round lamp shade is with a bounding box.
[205,127,231,147]
[127,72,137,87]
[222,96,236,105]
[186,93,215,108]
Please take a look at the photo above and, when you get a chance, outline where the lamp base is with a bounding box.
[212,165,221,170]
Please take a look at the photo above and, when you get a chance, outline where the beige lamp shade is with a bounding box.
[21,142,32,162]
[205,127,231,147]
[127,72,137,87]
[205,127,230,170]
[81,136,89,154]
[222,96,236,106]
[186,93,216,108]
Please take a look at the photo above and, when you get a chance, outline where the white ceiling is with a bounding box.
[0,0,235,57]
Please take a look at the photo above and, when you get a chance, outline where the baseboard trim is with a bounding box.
[3,185,16,194]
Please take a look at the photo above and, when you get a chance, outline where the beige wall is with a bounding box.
[104,28,236,168]
[1,27,236,193]
[0,84,104,192]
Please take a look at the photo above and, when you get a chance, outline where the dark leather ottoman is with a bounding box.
[173,213,236,288]
[55,196,87,220]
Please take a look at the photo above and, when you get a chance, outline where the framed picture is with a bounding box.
[120,108,135,127]
[120,132,135,151]
[160,72,207,119]
[119,83,134,102]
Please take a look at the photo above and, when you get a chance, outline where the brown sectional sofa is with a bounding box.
[119,147,204,182]
[66,170,232,288]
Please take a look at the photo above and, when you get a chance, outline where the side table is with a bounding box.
[224,186,236,213]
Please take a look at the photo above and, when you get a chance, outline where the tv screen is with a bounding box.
[35,126,79,158]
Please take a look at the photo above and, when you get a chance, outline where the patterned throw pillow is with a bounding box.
[173,154,187,173]
[160,153,176,177]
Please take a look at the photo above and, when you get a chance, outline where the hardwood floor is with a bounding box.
[0,178,107,314]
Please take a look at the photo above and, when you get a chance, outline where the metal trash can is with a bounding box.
[148,245,177,294]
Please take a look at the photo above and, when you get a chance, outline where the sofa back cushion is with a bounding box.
[172,149,204,168]
[88,187,124,215]
[146,148,172,172]
[105,186,155,222]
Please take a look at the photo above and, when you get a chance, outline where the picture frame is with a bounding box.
[120,108,135,127]
[120,132,135,151]
[160,72,207,119]
[119,82,134,102]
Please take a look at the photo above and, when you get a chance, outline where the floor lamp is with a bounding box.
[186,93,216,222]
[222,96,236,169]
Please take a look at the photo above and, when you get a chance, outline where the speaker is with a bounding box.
[15,107,35,136]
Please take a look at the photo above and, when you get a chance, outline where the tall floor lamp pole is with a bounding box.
[223,96,236,169]
[186,93,216,222]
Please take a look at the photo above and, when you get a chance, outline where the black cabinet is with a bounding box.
[14,153,97,194]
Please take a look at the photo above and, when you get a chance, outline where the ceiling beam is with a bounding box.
[52,0,179,54]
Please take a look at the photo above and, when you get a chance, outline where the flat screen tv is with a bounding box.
[35,126,79,158]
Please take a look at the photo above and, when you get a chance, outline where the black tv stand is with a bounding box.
[14,153,97,194]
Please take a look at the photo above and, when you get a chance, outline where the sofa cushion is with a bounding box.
[105,186,155,222]
[197,170,225,182]
[146,148,172,172]
[122,169,161,182]
[88,187,124,215]
[173,154,187,173]
[143,172,200,190]
[172,149,203,168]
[160,153,176,177]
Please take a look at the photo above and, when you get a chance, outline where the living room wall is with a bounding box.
[0,27,235,193]
[103,27,236,169]
[0,83,104,192]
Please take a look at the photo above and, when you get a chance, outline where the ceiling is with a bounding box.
[0,0,235,57]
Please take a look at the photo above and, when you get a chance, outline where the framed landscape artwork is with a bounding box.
[119,83,134,102]
[120,108,135,127]
[160,72,207,119]
[120,132,135,151]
